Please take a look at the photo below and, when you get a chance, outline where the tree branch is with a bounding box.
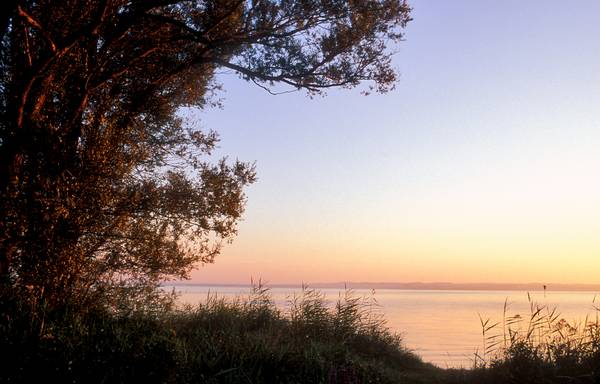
[17,4,57,52]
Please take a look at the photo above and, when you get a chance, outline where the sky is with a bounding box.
[186,0,600,285]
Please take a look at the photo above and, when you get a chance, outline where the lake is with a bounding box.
[169,285,600,368]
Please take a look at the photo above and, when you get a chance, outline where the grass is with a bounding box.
[459,294,600,384]
[2,285,599,384]
[0,283,438,384]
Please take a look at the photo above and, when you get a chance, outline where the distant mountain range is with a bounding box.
[171,281,600,292]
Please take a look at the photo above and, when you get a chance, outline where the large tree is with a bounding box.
[0,0,411,310]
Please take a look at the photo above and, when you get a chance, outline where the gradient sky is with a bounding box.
[186,0,600,285]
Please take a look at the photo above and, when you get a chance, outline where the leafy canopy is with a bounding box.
[0,0,411,310]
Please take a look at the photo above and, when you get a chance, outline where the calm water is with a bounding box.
[169,285,600,368]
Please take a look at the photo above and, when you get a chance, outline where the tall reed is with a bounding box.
[472,293,600,383]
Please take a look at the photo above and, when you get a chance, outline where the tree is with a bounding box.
[0,0,411,310]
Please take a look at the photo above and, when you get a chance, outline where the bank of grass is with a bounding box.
[0,284,439,384]
[2,286,599,384]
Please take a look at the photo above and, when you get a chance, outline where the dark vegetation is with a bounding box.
[2,285,437,384]
[3,284,599,383]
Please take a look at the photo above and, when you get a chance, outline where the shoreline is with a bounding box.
[165,281,600,292]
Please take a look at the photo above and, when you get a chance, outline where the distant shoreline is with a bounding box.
[166,281,600,292]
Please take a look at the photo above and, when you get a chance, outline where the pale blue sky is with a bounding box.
[188,0,600,284]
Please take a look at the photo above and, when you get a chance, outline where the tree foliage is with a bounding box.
[0,0,411,310]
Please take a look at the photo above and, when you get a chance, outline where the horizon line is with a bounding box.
[166,281,600,292]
